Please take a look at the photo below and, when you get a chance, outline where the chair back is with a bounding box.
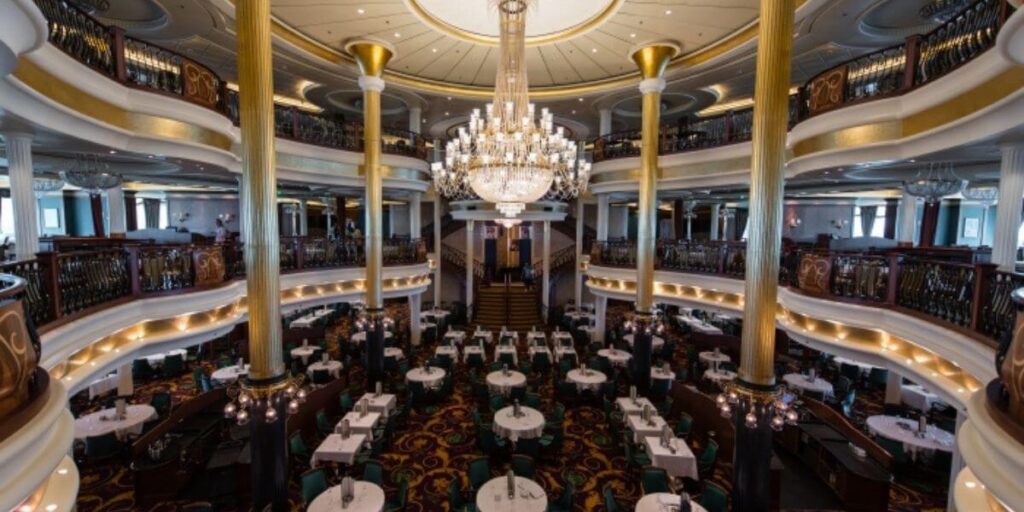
[312,369,331,385]
[363,459,385,486]
[641,467,670,494]
[602,485,620,512]
[468,456,491,490]
[557,483,575,509]
[163,354,185,374]
[300,468,328,504]
[511,454,535,478]
[289,432,309,459]
[85,432,120,459]
[700,481,729,512]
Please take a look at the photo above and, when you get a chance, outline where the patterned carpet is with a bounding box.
[70,301,949,511]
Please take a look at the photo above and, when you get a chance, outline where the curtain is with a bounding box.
[89,193,105,237]
[124,191,138,231]
[143,198,161,229]
[883,199,898,239]
[859,206,878,238]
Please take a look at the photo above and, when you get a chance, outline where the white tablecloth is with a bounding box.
[554,346,578,363]
[443,331,467,345]
[495,345,519,365]
[703,368,737,383]
[406,367,446,390]
[626,414,668,443]
[598,348,632,368]
[290,308,331,328]
[337,411,382,438]
[833,356,877,375]
[307,360,343,379]
[528,346,552,361]
[492,406,545,441]
[680,316,724,335]
[471,331,494,344]
[622,334,665,350]
[580,326,601,340]
[359,393,397,417]
[635,494,708,512]
[866,415,955,459]
[651,367,676,382]
[291,345,320,364]
[350,331,394,344]
[435,345,459,360]
[616,396,655,416]
[74,405,157,441]
[552,332,574,345]
[566,368,607,392]
[311,433,367,466]
[384,347,404,360]
[307,482,386,512]
[486,370,527,396]
[463,345,486,362]
[699,351,731,366]
[420,322,438,332]
[88,374,119,400]
[212,364,249,384]
[526,332,546,344]
[421,309,450,321]
[565,311,595,322]
[644,436,698,479]
[783,373,834,399]
[144,349,188,367]
[498,331,520,343]
[475,476,547,512]
[902,384,941,411]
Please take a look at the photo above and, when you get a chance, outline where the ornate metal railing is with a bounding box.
[588,239,1011,345]
[590,0,1014,163]
[440,243,485,279]
[7,237,427,332]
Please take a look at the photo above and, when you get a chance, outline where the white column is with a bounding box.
[574,200,584,307]
[597,194,610,241]
[107,185,126,236]
[298,199,308,236]
[409,106,422,132]
[326,199,334,239]
[884,370,902,406]
[434,199,443,306]
[710,204,720,241]
[594,295,607,342]
[466,220,475,321]
[5,134,38,260]
[408,193,421,239]
[409,293,422,346]
[542,220,551,322]
[993,143,1024,270]
[116,363,133,397]
[599,109,613,136]
[898,190,919,245]
[947,410,967,512]
[389,203,399,236]
[721,214,730,241]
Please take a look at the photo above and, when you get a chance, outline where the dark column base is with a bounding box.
[365,317,386,390]
[731,402,774,512]
[632,331,653,396]
[249,400,289,512]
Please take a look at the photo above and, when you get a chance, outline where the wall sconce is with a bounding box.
[830,219,849,231]
[787,218,802,228]
[218,213,236,224]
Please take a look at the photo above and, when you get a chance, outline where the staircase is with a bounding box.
[473,283,543,332]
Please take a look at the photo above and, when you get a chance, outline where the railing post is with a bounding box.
[110,26,128,83]
[717,244,727,275]
[294,238,305,270]
[291,107,300,139]
[38,252,62,321]
[126,245,142,297]
[901,35,923,92]
[724,111,734,143]
[970,262,998,332]
[885,253,901,305]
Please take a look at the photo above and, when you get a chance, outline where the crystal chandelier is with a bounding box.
[902,162,964,204]
[716,383,799,432]
[32,176,65,195]
[61,155,123,194]
[430,0,590,218]
[223,373,308,426]
[962,183,998,205]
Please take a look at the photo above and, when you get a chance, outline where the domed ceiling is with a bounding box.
[269,0,760,87]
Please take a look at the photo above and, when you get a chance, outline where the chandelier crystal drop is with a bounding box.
[430,0,590,218]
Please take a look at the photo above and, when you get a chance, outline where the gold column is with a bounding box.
[346,40,395,309]
[630,42,679,312]
[739,0,795,387]
[237,0,282,381]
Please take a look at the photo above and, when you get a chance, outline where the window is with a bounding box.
[0,197,13,241]
[852,206,886,238]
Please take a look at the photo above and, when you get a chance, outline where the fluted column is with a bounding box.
[734,1,795,510]
[409,106,422,132]
[993,143,1024,270]
[710,203,721,240]
[599,109,613,137]
[898,190,919,245]
[574,199,584,307]
[409,193,421,238]
[348,39,395,388]
[466,220,475,320]
[5,133,38,260]
[595,295,607,343]
[236,0,286,508]
[596,194,610,241]
[434,199,443,306]
[542,220,551,322]
[107,185,126,237]
[298,199,308,236]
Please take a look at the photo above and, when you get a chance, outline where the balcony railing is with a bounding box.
[0,237,427,333]
[589,239,1015,346]
[590,0,1014,163]
[32,0,431,161]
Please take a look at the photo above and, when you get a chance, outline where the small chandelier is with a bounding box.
[902,162,964,204]
[430,0,590,218]
[622,307,666,337]
[61,155,123,194]
[32,176,65,195]
[718,207,736,221]
[961,183,998,206]
[495,218,522,229]
[355,308,394,333]
[223,373,308,426]
[716,382,799,432]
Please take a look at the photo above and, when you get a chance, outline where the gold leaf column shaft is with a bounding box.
[237,0,282,381]
[739,0,795,387]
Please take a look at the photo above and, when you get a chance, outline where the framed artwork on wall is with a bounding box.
[42,208,61,229]
[963,217,980,238]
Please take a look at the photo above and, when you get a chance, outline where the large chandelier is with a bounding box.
[902,162,964,205]
[61,155,123,194]
[430,0,590,218]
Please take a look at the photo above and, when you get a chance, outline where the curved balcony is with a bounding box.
[589,0,1019,185]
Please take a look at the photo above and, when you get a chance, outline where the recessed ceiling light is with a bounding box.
[394,32,401,38]
[578,98,584,102]
[432,48,438,53]
[665,9,672,15]
[444,111,450,116]
[572,110,577,114]
[357,8,365,14]
[109,150,117,154]
[629,33,636,38]
[446,96,452,101]
[591,48,597,53]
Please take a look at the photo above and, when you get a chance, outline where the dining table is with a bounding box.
[306,481,385,512]
[475,476,547,512]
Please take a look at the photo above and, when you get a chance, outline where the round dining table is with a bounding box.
[699,350,731,366]
[492,405,545,441]
[635,493,708,512]
[598,348,632,368]
[290,345,320,364]
[566,368,607,392]
[212,364,249,384]
[307,481,386,512]
[782,373,835,399]
[306,359,343,379]
[475,476,547,512]
[866,415,955,459]
[74,404,157,441]
[406,367,446,390]
[486,370,527,396]
[703,368,737,384]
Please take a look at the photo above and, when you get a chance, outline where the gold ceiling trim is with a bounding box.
[256,0,807,99]
[13,60,234,152]
[590,156,752,184]
[404,0,626,47]
[792,66,1024,158]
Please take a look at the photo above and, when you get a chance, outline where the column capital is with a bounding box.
[629,41,680,80]
[638,78,666,95]
[2,132,34,143]
[358,75,386,93]
[345,39,395,77]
